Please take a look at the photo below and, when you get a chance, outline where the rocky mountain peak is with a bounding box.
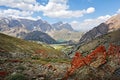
[52,21,74,31]
[79,14,120,44]
[106,14,120,32]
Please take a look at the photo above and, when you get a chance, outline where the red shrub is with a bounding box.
[35,50,46,54]
[9,59,23,63]
[71,52,85,68]
[63,52,86,80]
[0,71,7,77]
[34,49,47,57]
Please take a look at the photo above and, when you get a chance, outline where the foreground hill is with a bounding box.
[0,33,71,80]
[0,33,63,58]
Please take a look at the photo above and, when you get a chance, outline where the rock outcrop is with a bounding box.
[63,44,120,80]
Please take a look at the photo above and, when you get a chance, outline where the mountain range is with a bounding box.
[0,17,82,43]
[0,14,120,44]
[0,17,74,34]
[0,17,54,34]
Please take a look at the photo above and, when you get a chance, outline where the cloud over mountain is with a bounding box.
[0,0,95,18]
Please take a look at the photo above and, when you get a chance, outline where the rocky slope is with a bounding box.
[0,33,71,80]
[70,29,120,57]
[79,14,120,44]
[106,14,120,31]
[63,44,120,80]
[64,14,120,79]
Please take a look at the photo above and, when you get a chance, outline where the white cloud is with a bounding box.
[12,16,41,20]
[40,0,95,18]
[70,15,111,31]
[0,9,41,20]
[0,0,95,18]
[117,9,120,13]
[0,0,42,20]
[0,0,40,11]
[43,9,86,18]
[86,7,95,13]
[0,9,33,17]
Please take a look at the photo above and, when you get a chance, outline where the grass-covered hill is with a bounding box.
[0,32,64,58]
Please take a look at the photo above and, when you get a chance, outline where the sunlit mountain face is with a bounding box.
[0,0,120,80]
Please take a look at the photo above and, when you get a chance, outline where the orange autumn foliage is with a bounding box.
[71,52,85,69]
[63,44,120,80]
[85,45,106,65]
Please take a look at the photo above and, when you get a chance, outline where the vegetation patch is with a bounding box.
[6,73,27,80]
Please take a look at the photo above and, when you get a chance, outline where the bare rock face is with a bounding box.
[79,14,120,44]
[52,21,74,31]
[0,18,28,38]
[79,23,108,44]
[106,14,120,32]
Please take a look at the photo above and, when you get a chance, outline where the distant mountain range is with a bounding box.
[52,21,74,31]
[0,17,82,43]
[48,29,83,42]
[0,17,53,33]
[79,14,120,44]
[0,17,74,35]
[48,22,83,42]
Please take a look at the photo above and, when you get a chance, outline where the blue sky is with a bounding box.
[0,0,120,31]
